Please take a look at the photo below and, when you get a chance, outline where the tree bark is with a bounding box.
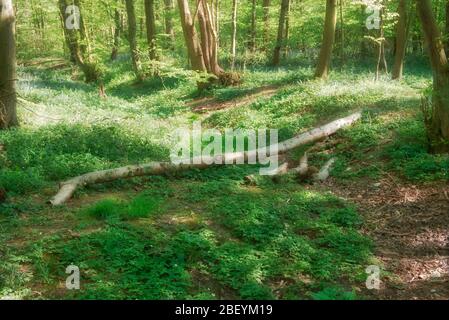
[262,0,270,48]
[50,112,361,205]
[249,0,257,52]
[177,0,223,77]
[417,0,449,153]
[144,0,158,61]
[230,0,238,70]
[273,0,289,66]
[283,0,291,58]
[178,0,206,71]
[0,0,18,129]
[446,0,449,54]
[58,0,101,83]
[111,4,122,61]
[164,0,175,49]
[315,0,337,79]
[125,0,144,81]
[338,0,344,62]
[214,0,219,48]
[392,0,408,80]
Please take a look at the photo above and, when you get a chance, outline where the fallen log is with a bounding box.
[49,112,361,205]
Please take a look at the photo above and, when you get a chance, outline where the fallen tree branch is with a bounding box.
[49,112,362,205]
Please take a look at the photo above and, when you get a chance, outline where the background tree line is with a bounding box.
[1,0,449,151]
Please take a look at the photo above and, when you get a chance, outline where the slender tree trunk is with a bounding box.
[177,0,206,71]
[273,0,289,66]
[111,5,122,61]
[231,0,238,70]
[262,0,270,48]
[392,0,408,80]
[249,0,257,52]
[144,0,158,61]
[417,0,449,153]
[283,0,291,58]
[0,0,18,129]
[360,5,369,58]
[77,0,91,59]
[375,8,388,81]
[164,0,175,49]
[198,0,222,75]
[446,0,449,53]
[125,0,144,81]
[314,0,337,79]
[58,0,101,83]
[338,0,344,62]
[214,0,219,49]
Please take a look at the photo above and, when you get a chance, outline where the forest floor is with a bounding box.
[326,180,449,299]
[1,59,448,300]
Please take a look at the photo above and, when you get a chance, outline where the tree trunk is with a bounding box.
[0,0,18,129]
[230,0,238,70]
[446,0,449,53]
[164,0,175,49]
[375,7,388,81]
[144,0,158,61]
[58,0,101,83]
[198,0,222,75]
[262,0,270,48]
[214,0,219,48]
[338,0,344,62]
[417,0,449,153]
[77,0,91,59]
[125,0,144,81]
[177,0,223,78]
[111,5,122,61]
[178,0,206,71]
[359,5,369,58]
[249,0,257,52]
[283,0,291,58]
[315,0,337,79]
[392,0,408,80]
[273,0,289,66]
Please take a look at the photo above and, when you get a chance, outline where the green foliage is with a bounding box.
[312,286,357,300]
[84,198,124,220]
[0,168,46,194]
[0,124,167,195]
[84,194,163,221]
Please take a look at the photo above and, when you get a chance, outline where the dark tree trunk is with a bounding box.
[58,0,101,83]
[0,0,18,129]
[417,0,449,153]
[283,0,291,58]
[262,0,270,48]
[111,5,122,61]
[125,0,144,81]
[338,0,344,62]
[144,0,158,61]
[392,0,408,80]
[315,0,337,79]
[249,0,257,52]
[273,0,289,66]
[164,0,175,49]
[446,0,449,53]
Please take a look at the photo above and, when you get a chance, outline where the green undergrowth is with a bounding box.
[1,177,373,300]
[1,62,444,300]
